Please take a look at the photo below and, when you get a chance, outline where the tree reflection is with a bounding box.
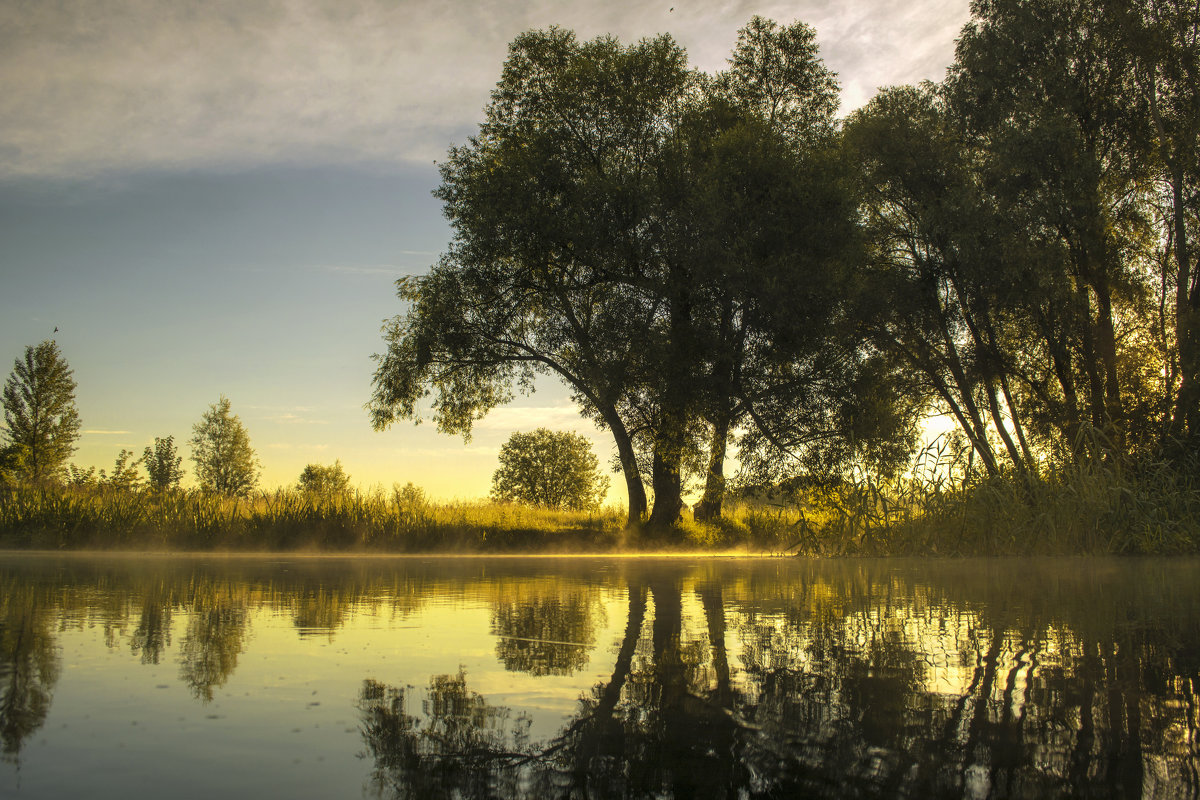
[358,566,1200,799]
[178,585,249,702]
[0,583,60,761]
[129,585,173,665]
[358,670,544,799]
[359,578,750,798]
[291,587,350,638]
[491,590,598,676]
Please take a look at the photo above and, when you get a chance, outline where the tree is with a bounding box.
[0,444,29,488]
[1119,0,1200,444]
[297,460,351,499]
[652,18,869,520]
[102,448,142,491]
[143,435,184,491]
[190,396,258,496]
[370,27,693,527]
[948,0,1156,453]
[844,84,1039,475]
[1,340,80,483]
[371,19,870,529]
[491,429,608,510]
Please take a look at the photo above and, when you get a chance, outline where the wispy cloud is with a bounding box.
[0,0,970,179]
[474,404,595,432]
[266,413,329,425]
[318,264,426,277]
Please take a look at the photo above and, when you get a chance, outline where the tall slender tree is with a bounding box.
[190,397,258,496]
[1,340,80,483]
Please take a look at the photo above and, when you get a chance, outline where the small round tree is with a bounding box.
[190,396,259,496]
[297,460,351,499]
[491,428,608,510]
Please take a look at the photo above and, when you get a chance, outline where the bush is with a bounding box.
[491,429,609,510]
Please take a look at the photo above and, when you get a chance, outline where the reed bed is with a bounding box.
[2,449,1198,555]
[725,446,1200,556]
[0,485,627,552]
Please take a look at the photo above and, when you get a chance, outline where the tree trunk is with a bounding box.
[647,438,684,528]
[1092,277,1126,447]
[599,405,648,526]
[1168,164,1199,440]
[693,416,730,522]
[985,380,1026,473]
[1148,77,1197,441]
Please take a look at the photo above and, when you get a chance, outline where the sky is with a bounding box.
[0,0,971,499]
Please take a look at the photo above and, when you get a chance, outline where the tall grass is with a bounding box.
[726,437,1200,556]
[3,444,1198,555]
[0,484,626,552]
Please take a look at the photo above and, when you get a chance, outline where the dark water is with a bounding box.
[0,554,1197,799]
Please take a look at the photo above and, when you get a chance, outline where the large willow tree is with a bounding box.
[370,19,878,527]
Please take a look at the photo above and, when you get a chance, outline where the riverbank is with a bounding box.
[2,457,1199,555]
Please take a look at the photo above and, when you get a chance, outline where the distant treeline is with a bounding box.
[369,3,1200,536]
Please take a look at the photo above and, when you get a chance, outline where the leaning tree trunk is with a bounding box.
[693,416,730,523]
[597,405,648,526]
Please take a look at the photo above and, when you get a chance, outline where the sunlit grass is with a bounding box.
[2,452,1198,555]
[0,484,629,552]
[740,450,1200,556]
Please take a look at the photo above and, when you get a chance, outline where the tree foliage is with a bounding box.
[372,4,1200,524]
[1,340,80,483]
[190,397,258,497]
[370,19,889,528]
[103,449,143,491]
[491,429,608,511]
[143,436,184,491]
[298,461,352,499]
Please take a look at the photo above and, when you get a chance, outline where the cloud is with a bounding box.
[474,404,596,433]
[319,264,407,277]
[266,412,329,425]
[83,429,132,435]
[0,0,970,179]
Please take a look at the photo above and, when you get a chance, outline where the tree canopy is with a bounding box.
[372,3,1200,525]
[297,461,352,499]
[1,340,80,483]
[190,397,259,497]
[491,429,608,511]
[370,18,887,528]
[143,435,184,491]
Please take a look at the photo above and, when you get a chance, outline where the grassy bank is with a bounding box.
[754,451,1200,556]
[0,485,630,552]
[2,454,1199,555]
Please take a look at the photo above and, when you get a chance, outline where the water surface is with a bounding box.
[0,554,1197,798]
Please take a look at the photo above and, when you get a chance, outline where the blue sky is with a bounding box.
[0,0,970,498]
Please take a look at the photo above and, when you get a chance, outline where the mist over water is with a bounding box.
[0,554,1197,798]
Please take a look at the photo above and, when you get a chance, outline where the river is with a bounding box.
[0,554,1196,798]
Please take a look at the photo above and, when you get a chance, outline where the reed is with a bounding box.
[0,484,628,552]
[2,449,1197,555]
[742,446,1200,556]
